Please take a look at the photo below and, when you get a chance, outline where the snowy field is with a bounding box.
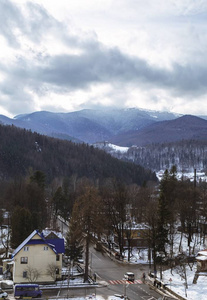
[162,265,207,300]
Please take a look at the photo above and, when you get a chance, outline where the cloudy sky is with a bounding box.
[1,0,207,117]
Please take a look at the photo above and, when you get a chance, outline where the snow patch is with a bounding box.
[107,143,129,153]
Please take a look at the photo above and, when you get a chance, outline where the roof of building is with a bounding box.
[42,229,63,239]
[197,250,207,257]
[12,229,65,258]
[196,255,207,261]
[46,239,65,254]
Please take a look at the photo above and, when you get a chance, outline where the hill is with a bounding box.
[0,124,157,185]
[110,115,207,146]
[94,116,207,172]
[0,108,180,144]
[95,139,207,173]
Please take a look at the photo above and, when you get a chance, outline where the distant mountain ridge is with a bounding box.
[0,108,207,146]
[1,108,207,174]
[110,115,207,146]
[0,108,181,144]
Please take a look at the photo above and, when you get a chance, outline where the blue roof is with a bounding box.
[12,230,40,258]
[12,230,65,258]
[46,239,65,254]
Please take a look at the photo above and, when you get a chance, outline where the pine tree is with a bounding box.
[10,206,32,248]
[156,166,178,255]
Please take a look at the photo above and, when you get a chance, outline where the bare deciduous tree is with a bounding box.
[69,181,103,282]
[25,266,41,282]
[47,263,57,281]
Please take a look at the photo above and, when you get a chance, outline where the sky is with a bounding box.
[1,0,207,118]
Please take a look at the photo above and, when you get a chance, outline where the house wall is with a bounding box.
[13,235,60,284]
[56,254,63,279]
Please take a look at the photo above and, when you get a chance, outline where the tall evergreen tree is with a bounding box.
[156,166,178,255]
[10,206,32,248]
[66,217,83,263]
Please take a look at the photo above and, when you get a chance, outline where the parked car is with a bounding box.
[124,272,135,282]
[77,258,84,264]
[0,289,8,298]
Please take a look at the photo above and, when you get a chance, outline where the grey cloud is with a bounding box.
[1,44,207,99]
[1,0,207,113]
[0,0,83,48]
[29,49,207,97]
[0,79,36,115]
[0,0,25,47]
[23,2,80,47]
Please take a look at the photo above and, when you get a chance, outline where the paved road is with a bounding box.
[57,245,162,300]
[90,246,161,300]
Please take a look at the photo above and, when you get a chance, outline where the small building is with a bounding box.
[195,249,207,272]
[193,249,207,284]
[12,229,65,284]
[114,223,150,248]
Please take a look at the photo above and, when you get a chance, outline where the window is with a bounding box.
[21,257,28,264]
[24,246,29,251]
[44,246,48,251]
[23,271,27,278]
[56,255,60,261]
[56,268,59,275]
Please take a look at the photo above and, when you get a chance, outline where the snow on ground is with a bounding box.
[1,254,206,299]
[1,226,207,299]
[121,232,207,300]
[93,142,129,154]
[156,170,207,182]
[107,144,129,153]
[49,297,120,300]
[59,233,207,299]
[162,265,207,300]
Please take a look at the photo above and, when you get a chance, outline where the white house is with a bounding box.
[12,229,65,284]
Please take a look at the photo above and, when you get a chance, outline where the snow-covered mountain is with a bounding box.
[0,108,180,144]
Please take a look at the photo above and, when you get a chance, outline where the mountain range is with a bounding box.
[2,107,206,146]
[110,114,207,146]
[1,107,207,173]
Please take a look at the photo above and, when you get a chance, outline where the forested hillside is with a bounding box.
[0,124,157,184]
[113,140,207,172]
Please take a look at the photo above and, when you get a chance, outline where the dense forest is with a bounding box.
[1,123,207,280]
[67,166,207,280]
[0,124,157,251]
[106,140,207,173]
[127,140,207,172]
[0,124,157,184]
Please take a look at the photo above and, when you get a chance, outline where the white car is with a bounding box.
[0,289,8,298]
[124,272,135,282]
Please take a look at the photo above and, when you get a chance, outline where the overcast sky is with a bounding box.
[1,0,207,117]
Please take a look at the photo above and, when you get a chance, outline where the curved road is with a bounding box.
[88,246,162,300]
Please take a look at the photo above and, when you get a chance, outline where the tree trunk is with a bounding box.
[179,231,183,253]
[84,234,90,282]
[127,239,131,262]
